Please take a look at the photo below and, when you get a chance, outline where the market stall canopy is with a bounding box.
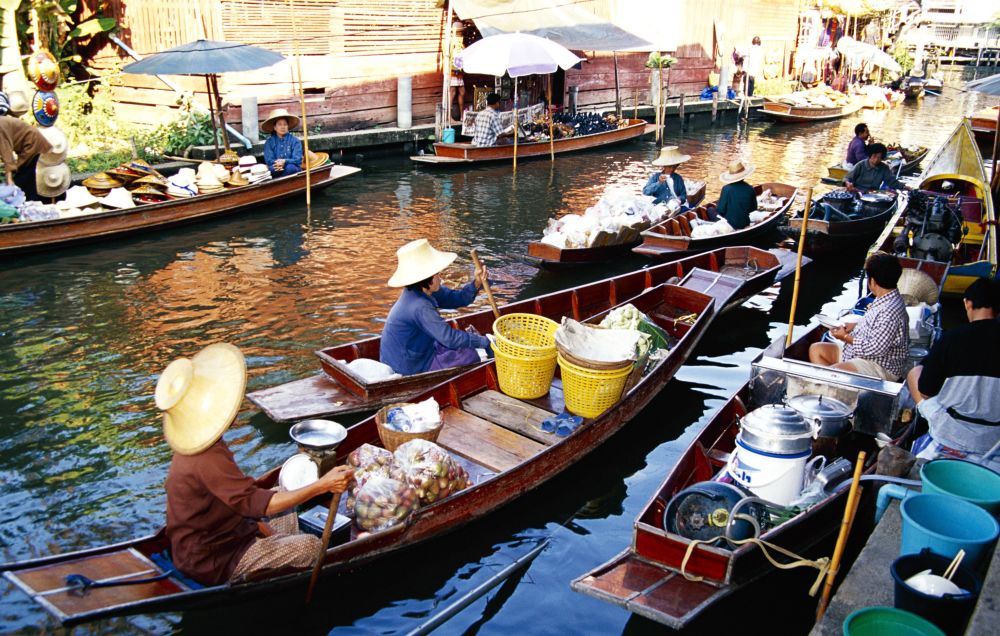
[456,33,584,78]
[836,36,902,73]
[121,39,285,75]
[452,0,672,52]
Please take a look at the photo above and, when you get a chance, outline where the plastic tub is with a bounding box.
[843,607,945,636]
[921,459,1000,515]
[899,493,999,567]
[441,127,456,143]
[891,548,981,635]
[493,347,557,400]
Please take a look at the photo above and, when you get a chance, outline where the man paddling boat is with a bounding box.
[642,146,690,209]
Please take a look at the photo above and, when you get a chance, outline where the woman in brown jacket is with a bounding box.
[0,91,51,201]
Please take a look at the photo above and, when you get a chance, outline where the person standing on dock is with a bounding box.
[844,143,909,192]
[715,160,757,229]
[907,278,1000,470]
[157,343,354,586]
[643,146,690,208]
[472,93,504,147]
[844,123,871,169]
[0,91,51,201]
[262,108,304,177]
[745,36,763,97]
[381,239,491,375]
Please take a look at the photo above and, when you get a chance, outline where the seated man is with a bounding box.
[716,160,757,230]
[845,143,908,192]
[642,146,690,207]
[158,343,354,586]
[844,123,870,169]
[907,278,1000,470]
[471,93,504,147]
[809,252,909,381]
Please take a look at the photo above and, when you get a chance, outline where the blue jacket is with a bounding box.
[263,133,303,176]
[380,283,490,375]
[642,172,687,205]
[717,181,757,230]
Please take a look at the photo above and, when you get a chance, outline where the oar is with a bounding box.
[816,451,866,621]
[786,187,813,347]
[304,491,343,604]
[470,249,499,319]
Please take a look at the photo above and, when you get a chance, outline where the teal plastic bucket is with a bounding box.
[900,493,999,566]
[843,607,945,636]
[441,127,456,143]
[921,459,1000,515]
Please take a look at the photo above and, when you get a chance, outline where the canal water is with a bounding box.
[0,69,994,634]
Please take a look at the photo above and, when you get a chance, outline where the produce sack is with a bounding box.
[345,443,401,515]
[353,474,419,532]
[599,304,670,357]
[393,439,470,505]
[554,317,643,365]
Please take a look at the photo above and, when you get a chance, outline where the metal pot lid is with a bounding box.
[786,394,853,422]
[741,404,814,439]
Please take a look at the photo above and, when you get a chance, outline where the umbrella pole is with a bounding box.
[289,0,311,212]
[210,74,231,152]
[547,75,554,162]
[204,75,221,160]
[513,77,518,174]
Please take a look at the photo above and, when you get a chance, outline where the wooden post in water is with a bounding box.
[711,91,718,124]
[633,87,639,120]
[678,93,685,130]
[786,187,813,347]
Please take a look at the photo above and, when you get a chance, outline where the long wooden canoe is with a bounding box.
[632,183,799,260]
[870,120,997,296]
[783,191,902,257]
[760,99,863,123]
[967,105,998,156]
[0,164,361,255]
[409,119,653,166]
[2,280,721,626]
[525,180,708,268]
[825,146,928,185]
[247,246,786,424]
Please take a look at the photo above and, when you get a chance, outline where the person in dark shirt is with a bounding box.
[716,160,757,229]
[845,123,870,167]
[845,143,908,192]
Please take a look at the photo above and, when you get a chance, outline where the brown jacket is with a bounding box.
[0,116,52,174]
[165,440,275,585]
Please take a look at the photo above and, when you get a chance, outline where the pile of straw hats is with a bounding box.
[195,162,224,194]
[167,168,199,198]
[35,126,70,198]
[131,185,168,204]
[56,185,103,216]
[98,187,136,210]
[304,150,330,170]
[247,164,271,184]
[81,172,123,197]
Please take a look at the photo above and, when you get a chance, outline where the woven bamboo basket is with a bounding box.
[375,402,442,452]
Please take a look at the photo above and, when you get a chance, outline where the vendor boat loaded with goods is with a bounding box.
[572,256,950,629]
[247,246,788,424]
[2,250,782,625]
[782,188,903,257]
[761,86,864,123]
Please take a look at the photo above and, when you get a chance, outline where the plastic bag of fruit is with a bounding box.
[353,474,419,532]
[345,443,401,514]
[393,439,470,505]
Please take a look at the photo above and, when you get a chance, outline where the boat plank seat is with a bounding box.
[437,406,545,473]
[8,548,186,618]
[677,216,692,236]
[680,269,743,306]
[461,390,557,446]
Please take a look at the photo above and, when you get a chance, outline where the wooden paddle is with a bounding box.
[470,249,499,319]
[786,187,813,347]
[816,450,866,621]
[304,491,342,603]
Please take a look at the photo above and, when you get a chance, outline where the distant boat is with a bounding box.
[761,99,864,123]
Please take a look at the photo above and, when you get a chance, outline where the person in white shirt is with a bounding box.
[745,36,763,97]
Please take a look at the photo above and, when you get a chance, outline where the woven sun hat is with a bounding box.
[304,150,330,170]
[37,125,68,165]
[238,155,257,168]
[131,185,168,203]
[128,159,161,177]
[58,185,101,209]
[651,146,690,167]
[260,107,301,134]
[720,159,756,183]
[98,187,136,209]
[36,163,71,198]
[211,162,230,181]
[107,166,141,184]
[27,49,60,91]
[226,169,250,187]
[218,149,239,168]
[82,172,123,192]
[7,89,30,117]
[130,174,168,191]
[897,268,940,306]
[387,239,458,288]
[155,342,247,456]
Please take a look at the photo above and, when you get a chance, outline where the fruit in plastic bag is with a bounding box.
[393,439,470,505]
[345,443,402,515]
[353,474,418,532]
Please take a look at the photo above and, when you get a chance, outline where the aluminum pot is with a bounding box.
[739,404,817,456]
[786,394,853,438]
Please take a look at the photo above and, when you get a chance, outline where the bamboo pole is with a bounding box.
[547,75,555,162]
[657,67,664,145]
[440,1,454,140]
[209,75,230,152]
[613,51,622,118]
[633,87,639,120]
[816,451,867,621]
[289,0,311,212]
[786,187,813,347]
[513,76,518,174]
[304,492,342,603]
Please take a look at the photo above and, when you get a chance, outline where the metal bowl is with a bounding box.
[289,419,347,452]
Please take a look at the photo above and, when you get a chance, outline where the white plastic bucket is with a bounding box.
[727,435,811,506]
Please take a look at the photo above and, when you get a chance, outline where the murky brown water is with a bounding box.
[0,68,995,634]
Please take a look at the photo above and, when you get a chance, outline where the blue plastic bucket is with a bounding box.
[891,548,981,635]
[900,493,999,566]
[921,459,1000,515]
[843,607,944,636]
[441,127,456,143]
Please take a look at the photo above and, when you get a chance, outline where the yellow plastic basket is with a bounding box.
[493,313,558,359]
[493,346,558,399]
[557,353,633,419]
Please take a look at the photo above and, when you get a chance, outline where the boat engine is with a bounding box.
[892,190,963,262]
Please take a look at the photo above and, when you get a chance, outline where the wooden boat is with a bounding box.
[783,190,902,256]
[632,183,799,260]
[0,164,361,256]
[247,246,786,423]
[2,280,721,626]
[525,181,707,268]
[409,119,652,166]
[901,76,925,100]
[871,120,997,296]
[760,99,863,123]
[967,105,997,155]
[824,146,928,185]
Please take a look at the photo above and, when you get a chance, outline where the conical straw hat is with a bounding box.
[720,159,755,183]
[387,239,457,288]
[57,184,101,209]
[897,268,939,306]
[304,150,329,169]
[651,146,690,166]
[261,107,301,134]
[155,343,247,456]
[98,187,136,209]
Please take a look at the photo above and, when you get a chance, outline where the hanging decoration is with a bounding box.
[31,90,59,127]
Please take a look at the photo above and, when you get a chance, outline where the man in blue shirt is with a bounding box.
[380,239,491,375]
[716,160,757,230]
[845,123,870,168]
[642,146,690,207]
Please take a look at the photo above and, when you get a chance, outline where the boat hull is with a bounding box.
[761,100,863,123]
[785,198,901,257]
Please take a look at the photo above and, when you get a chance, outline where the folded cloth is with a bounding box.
[540,412,584,436]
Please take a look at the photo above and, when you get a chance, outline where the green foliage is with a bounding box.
[891,39,914,75]
[142,93,220,157]
[645,52,677,69]
[17,0,116,78]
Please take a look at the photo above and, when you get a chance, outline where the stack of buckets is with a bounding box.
[863,459,1000,635]
[491,314,559,400]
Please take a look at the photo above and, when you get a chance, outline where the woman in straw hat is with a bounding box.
[0,91,52,201]
[642,146,690,209]
[261,108,303,177]
[380,239,491,375]
[157,343,353,585]
[716,159,758,230]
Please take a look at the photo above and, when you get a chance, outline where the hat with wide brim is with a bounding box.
[651,146,691,167]
[38,125,68,165]
[82,172,123,191]
[36,163,71,198]
[720,160,756,183]
[897,268,939,305]
[387,238,458,288]
[58,184,101,209]
[227,170,250,187]
[304,150,329,170]
[155,343,247,456]
[99,187,136,209]
[261,108,301,134]
[130,174,168,191]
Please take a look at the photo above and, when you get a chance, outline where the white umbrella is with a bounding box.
[836,36,901,73]
[966,73,1000,188]
[456,33,584,170]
